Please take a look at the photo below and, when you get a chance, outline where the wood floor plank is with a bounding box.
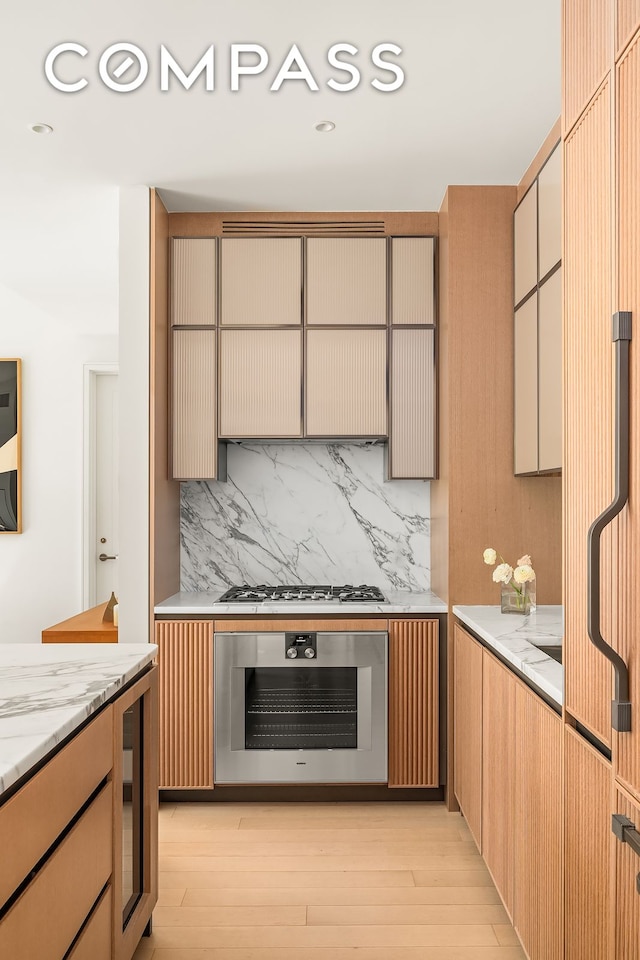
[144,924,502,948]
[307,905,509,926]
[153,906,307,927]
[159,840,480,858]
[156,889,187,907]
[492,924,522,946]
[160,870,415,889]
[159,826,467,843]
[158,854,483,872]
[412,869,494,887]
[148,950,527,960]
[181,886,502,907]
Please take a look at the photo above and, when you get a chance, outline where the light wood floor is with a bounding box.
[133,801,525,960]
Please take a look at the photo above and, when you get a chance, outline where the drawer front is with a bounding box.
[0,706,113,908]
[0,782,113,960]
[67,885,112,960]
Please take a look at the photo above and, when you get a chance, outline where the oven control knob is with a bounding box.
[286,647,298,659]
[304,647,316,659]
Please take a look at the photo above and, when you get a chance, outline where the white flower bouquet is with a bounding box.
[483,548,536,613]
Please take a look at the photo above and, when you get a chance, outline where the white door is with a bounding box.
[88,371,119,605]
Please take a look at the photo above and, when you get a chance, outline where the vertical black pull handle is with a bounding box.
[587,311,632,732]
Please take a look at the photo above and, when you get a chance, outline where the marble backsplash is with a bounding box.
[181,443,430,592]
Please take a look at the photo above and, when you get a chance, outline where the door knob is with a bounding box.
[98,553,118,561]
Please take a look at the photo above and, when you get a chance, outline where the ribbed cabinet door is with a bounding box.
[514,294,539,475]
[390,328,435,478]
[171,329,217,479]
[388,619,439,787]
[453,624,483,849]
[171,238,216,326]
[538,269,562,472]
[564,79,614,746]
[219,329,302,437]
[613,787,640,960]
[391,237,435,325]
[513,684,563,960]
[562,0,610,132]
[514,184,537,305]
[220,238,302,326]
[305,329,386,436]
[564,727,612,960]
[306,238,386,325]
[155,620,214,789]
[537,145,562,279]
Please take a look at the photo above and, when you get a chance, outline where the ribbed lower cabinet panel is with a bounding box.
[155,620,214,789]
[564,727,612,960]
[614,786,640,960]
[388,619,439,787]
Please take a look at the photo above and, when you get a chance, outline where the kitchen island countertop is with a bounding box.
[155,588,447,616]
[453,605,563,707]
[0,643,156,797]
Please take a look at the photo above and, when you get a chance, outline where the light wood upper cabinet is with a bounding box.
[538,268,562,472]
[482,651,515,919]
[391,237,435,325]
[514,184,537,305]
[306,329,386,436]
[219,329,302,437]
[538,145,562,279]
[306,238,386,325]
[171,329,218,480]
[453,624,483,850]
[514,293,538,475]
[389,328,435,478]
[388,619,439,788]
[171,238,216,325]
[220,238,302,326]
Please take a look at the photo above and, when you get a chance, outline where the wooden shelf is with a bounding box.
[41,602,118,644]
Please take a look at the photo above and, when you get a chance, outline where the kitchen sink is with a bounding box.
[536,644,563,664]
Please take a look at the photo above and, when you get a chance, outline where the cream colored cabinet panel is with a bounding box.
[305,329,386,436]
[514,184,537,304]
[391,237,435,325]
[171,329,218,479]
[389,328,435,478]
[171,238,216,326]
[538,145,562,279]
[538,269,562,471]
[514,293,538,475]
[453,624,483,850]
[482,651,515,919]
[220,329,302,437]
[306,238,386,325]
[220,238,302,326]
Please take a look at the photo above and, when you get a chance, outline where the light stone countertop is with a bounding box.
[453,605,564,707]
[154,588,447,616]
[0,643,157,797]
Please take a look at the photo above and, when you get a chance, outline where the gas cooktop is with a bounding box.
[218,584,387,603]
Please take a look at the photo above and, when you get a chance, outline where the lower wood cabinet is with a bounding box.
[388,619,439,787]
[453,624,482,847]
[613,784,640,960]
[513,683,563,960]
[155,619,214,789]
[482,651,515,919]
[564,726,612,960]
[0,667,158,960]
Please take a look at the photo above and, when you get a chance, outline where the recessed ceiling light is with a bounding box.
[29,123,53,135]
[314,120,336,133]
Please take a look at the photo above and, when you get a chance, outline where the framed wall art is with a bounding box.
[0,359,21,533]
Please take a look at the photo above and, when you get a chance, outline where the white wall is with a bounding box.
[0,186,119,642]
[117,187,151,644]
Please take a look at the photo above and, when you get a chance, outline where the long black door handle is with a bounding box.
[586,312,632,732]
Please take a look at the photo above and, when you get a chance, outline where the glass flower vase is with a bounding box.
[500,582,531,615]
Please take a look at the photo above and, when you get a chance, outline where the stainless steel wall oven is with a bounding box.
[214,630,388,783]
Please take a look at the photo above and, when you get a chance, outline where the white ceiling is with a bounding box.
[0,1,560,331]
[1,0,560,212]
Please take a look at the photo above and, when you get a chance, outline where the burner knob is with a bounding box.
[286,647,298,659]
[304,647,316,659]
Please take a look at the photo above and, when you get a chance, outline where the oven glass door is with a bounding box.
[244,666,358,750]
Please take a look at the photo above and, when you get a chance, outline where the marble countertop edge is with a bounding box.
[154,589,447,615]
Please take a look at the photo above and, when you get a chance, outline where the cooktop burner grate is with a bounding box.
[218,584,387,603]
